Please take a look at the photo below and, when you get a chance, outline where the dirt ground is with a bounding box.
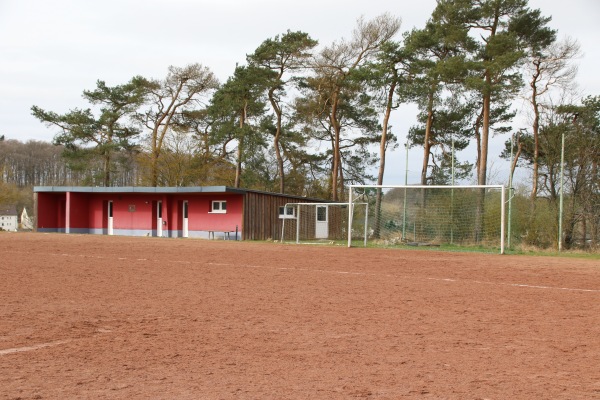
[1,232,599,399]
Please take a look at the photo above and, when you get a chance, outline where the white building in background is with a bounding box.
[0,205,18,231]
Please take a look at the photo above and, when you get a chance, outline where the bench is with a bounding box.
[208,230,237,240]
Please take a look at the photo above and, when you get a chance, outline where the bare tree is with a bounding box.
[525,37,580,203]
[138,64,219,186]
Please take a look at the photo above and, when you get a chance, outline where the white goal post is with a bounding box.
[348,185,506,254]
[280,202,369,246]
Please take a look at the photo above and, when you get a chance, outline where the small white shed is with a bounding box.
[21,207,33,230]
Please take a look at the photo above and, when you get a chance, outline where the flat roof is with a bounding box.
[33,186,329,203]
[33,186,245,194]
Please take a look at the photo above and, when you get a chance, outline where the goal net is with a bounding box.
[349,185,506,254]
[280,202,368,246]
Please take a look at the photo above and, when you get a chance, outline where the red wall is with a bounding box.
[68,192,90,229]
[37,191,244,235]
[37,192,65,230]
[87,194,158,230]
[179,194,242,231]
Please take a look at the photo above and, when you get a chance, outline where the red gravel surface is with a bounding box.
[1,232,599,399]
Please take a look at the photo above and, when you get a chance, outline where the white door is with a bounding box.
[107,201,114,235]
[182,201,189,238]
[315,205,328,239]
[157,201,163,237]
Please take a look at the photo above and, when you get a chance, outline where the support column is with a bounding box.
[65,192,71,234]
[163,195,169,237]
[33,192,38,232]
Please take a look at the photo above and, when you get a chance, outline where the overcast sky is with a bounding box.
[1,0,599,184]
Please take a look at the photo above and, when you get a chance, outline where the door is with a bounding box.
[315,205,328,239]
[182,201,189,238]
[107,201,114,235]
[156,201,163,237]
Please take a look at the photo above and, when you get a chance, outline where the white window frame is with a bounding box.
[278,206,296,219]
[211,200,227,214]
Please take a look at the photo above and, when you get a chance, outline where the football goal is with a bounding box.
[348,185,506,254]
[280,202,369,246]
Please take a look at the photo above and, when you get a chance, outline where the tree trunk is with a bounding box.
[474,84,492,243]
[103,153,111,187]
[274,132,284,193]
[330,92,341,201]
[269,88,285,194]
[374,80,396,239]
[235,138,243,188]
[338,151,346,202]
[530,68,541,205]
[234,101,248,189]
[151,131,159,187]
[510,134,523,184]
[479,89,491,186]
[419,91,435,210]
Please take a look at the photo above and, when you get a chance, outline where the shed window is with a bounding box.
[211,200,227,213]
[279,206,296,219]
[317,206,327,222]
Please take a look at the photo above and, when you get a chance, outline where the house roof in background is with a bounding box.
[0,204,18,216]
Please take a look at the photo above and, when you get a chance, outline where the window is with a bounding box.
[278,206,296,219]
[211,200,227,213]
[317,206,327,222]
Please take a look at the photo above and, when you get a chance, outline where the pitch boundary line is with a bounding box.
[211,262,600,293]
[0,340,71,356]
[37,252,600,294]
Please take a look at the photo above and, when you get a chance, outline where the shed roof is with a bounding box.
[34,185,245,194]
[33,186,329,203]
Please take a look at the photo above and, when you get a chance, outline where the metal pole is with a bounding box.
[451,137,455,244]
[402,141,408,240]
[364,204,368,247]
[280,207,287,243]
[500,184,506,255]
[558,131,565,251]
[347,190,354,248]
[296,205,301,244]
[451,137,455,186]
[508,134,514,249]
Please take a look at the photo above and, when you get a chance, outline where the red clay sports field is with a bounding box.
[1,233,599,399]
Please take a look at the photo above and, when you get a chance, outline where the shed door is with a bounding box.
[107,201,114,235]
[182,201,189,238]
[315,205,328,239]
[156,201,163,237]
